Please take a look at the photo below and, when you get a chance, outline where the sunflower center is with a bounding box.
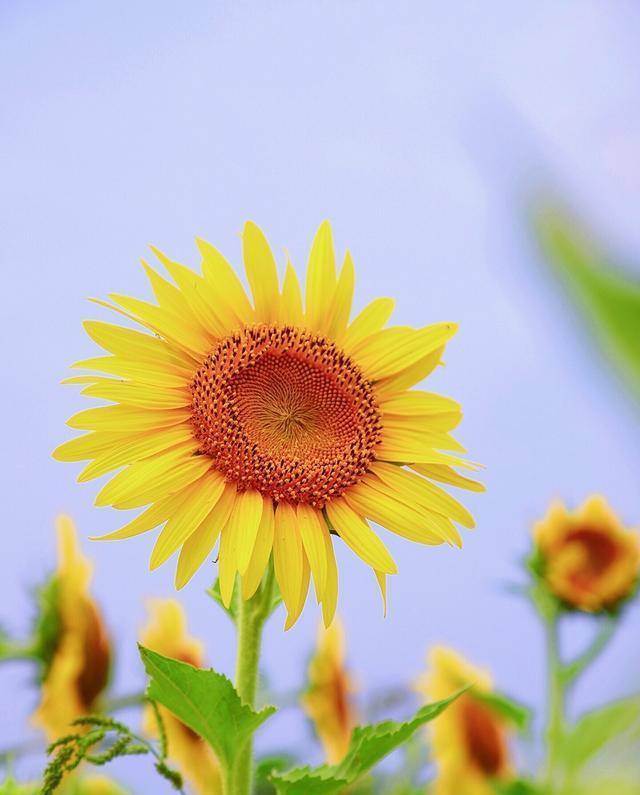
[190,325,382,507]
[460,697,508,777]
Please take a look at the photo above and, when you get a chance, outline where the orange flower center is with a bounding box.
[561,526,619,583]
[460,697,508,777]
[190,325,382,507]
[76,598,111,711]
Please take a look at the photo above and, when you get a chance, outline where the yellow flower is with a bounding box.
[534,496,640,612]
[418,647,513,795]
[139,599,222,795]
[301,619,357,763]
[33,516,111,741]
[54,222,482,628]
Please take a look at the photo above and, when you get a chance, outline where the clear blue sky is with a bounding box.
[2,1,640,789]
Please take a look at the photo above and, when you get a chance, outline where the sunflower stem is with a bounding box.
[232,560,275,795]
[543,612,565,791]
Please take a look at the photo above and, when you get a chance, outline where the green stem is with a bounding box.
[544,613,565,791]
[560,617,616,688]
[0,640,37,664]
[231,561,275,795]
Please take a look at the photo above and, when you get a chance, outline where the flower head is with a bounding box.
[33,516,111,741]
[301,619,356,763]
[533,496,640,613]
[139,599,221,795]
[418,647,513,795]
[55,222,481,627]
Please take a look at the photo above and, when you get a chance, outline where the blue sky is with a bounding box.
[2,1,640,789]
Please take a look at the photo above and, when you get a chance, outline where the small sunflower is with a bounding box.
[418,647,513,795]
[139,599,222,795]
[33,516,111,741]
[533,495,640,613]
[301,619,357,763]
[55,222,481,627]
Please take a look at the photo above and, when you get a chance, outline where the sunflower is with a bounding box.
[418,647,513,795]
[301,619,357,763]
[139,599,222,795]
[533,496,640,613]
[33,516,111,741]
[55,221,481,627]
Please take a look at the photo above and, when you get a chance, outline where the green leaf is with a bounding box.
[269,690,465,794]
[534,202,640,398]
[139,645,276,773]
[473,690,532,732]
[560,695,640,772]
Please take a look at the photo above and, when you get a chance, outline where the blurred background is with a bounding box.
[1,0,639,789]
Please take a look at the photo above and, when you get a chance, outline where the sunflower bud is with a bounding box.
[532,496,640,613]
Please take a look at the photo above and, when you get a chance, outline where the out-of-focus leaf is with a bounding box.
[140,645,276,773]
[560,695,640,773]
[535,202,640,397]
[270,690,465,794]
[493,781,541,795]
[474,690,532,732]
[0,780,39,795]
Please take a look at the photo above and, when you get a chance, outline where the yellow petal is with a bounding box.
[92,491,187,541]
[374,346,444,398]
[296,504,328,600]
[175,484,237,589]
[377,425,466,462]
[279,259,304,326]
[325,251,355,340]
[110,294,210,358]
[379,391,460,416]
[374,570,387,617]
[325,498,397,574]
[231,490,264,575]
[273,502,304,616]
[71,356,188,387]
[67,405,189,432]
[341,297,395,353]
[242,497,275,600]
[150,471,226,570]
[77,426,193,482]
[53,431,125,462]
[82,320,191,370]
[196,236,254,325]
[372,461,474,529]
[343,478,447,545]
[284,553,310,631]
[321,532,338,628]
[305,220,337,332]
[151,247,231,337]
[141,260,193,317]
[411,463,485,493]
[218,517,239,608]
[95,447,209,509]
[354,323,457,381]
[81,381,190,410]
[242,221,280,322]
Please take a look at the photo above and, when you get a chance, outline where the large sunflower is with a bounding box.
[55,222,481,627]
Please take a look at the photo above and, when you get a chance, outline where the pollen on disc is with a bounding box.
[190,325,382,507]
